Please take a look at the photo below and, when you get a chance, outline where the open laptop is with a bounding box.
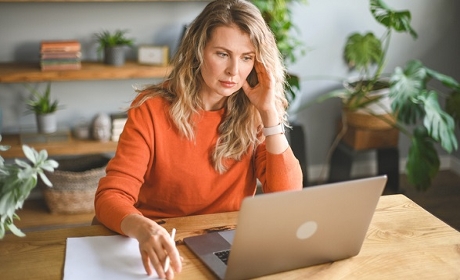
[183,175,387,279]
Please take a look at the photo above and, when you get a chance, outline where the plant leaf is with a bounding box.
[420,91,458,152]
[316,88,350,103]
[38,171,53,187]
[446,90,460,128]
[22,145,38,165]
[40,159,59,172]
[406,128,440,191]
[425,67,460,91]
[0,135,56,239]
[14,159,31,169]
[370,0,418,39]
[6,222,25,237]
[344,32,382,72]
[389,60,426,124]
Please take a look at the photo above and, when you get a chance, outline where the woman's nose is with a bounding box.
[226,59,238,76]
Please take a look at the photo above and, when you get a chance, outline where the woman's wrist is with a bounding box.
[259,107,279,128]
[121,214,155,239]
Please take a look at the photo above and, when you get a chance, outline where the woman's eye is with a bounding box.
[242,56,253,62]
[217,52,228,58]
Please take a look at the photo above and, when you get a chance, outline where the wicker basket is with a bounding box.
[40,154,110,214]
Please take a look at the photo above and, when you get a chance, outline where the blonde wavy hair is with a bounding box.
[134,0,289,173]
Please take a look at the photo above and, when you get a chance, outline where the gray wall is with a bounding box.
[1,0,459,178]
[288,0,460,172]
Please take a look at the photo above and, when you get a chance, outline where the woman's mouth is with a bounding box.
[220,81,237,88]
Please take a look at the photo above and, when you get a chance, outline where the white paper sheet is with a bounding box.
[64,235,159,280]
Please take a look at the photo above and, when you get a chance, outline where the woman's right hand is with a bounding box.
[121,214,182,279]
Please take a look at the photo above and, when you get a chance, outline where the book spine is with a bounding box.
[41,40,81,53]
[40,64,82,71]
[41,59,81,65]
[41,51,82,59]
[110,113,128,141]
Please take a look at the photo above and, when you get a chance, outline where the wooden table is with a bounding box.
[1,194,459,279]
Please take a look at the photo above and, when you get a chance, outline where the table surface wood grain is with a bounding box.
[1,194,459,279]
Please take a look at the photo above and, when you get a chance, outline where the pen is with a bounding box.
[163,228,176,273]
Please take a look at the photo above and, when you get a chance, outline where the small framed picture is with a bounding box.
[138,45,169,66]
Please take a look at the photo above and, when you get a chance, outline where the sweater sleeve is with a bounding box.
[94,97,155,234]
[255,143,303,193]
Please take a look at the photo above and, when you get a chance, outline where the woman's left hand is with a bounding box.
[242,61,277,114]
[242,61,279,127]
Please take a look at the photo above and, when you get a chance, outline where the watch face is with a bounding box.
[138,46,169,65]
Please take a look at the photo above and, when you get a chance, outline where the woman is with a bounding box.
[94,0,303,278]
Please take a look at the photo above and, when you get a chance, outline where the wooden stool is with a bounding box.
[328,125,400,193]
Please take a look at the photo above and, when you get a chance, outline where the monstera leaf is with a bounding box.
[344,32,382,74]
[406,128,440,191]
[370,0,418,38]
[390,60,426,124]
[446,90,460,128]
[420,92,458,153]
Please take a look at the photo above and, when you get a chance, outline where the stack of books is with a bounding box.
[40,40,82,71]
[110,112,128,142]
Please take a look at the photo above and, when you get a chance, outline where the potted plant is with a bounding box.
[95,29,134,66]
[0,134,58,238]
[25,82,61,134]
[252,0,309,186]
[312,0,460,190]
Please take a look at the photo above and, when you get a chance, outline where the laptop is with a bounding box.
[183,175,387,279]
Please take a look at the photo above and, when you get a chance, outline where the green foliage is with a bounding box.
[446,91,460,129]
[344,33,382,75]
[315,0,459,191]
[252,0,307,65]
[95,29,134,56]
[0,135,58,238]
[25,82,60,114]
[406,127,440,191]
[252,0,308,103]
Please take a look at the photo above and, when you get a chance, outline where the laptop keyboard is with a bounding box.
[214,250,230,265]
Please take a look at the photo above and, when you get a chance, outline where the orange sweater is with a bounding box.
[95,96,303,234]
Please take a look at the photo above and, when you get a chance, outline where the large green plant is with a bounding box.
[315,0,460,190]
[252,0,307,103]
[0,135,58,238]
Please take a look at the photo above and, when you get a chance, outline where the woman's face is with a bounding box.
[200,24,255,110]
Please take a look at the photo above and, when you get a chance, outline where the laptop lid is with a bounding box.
[184,175,387,279]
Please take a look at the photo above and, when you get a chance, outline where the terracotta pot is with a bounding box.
[344,109,396,130]
[343,79,396,130]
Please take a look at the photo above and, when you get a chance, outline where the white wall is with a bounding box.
[1,1,459,178]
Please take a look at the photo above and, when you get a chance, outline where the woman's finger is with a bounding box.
[141,250,153,276]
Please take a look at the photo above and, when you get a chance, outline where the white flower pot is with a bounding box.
[36,113,57,134]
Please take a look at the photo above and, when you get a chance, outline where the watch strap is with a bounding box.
[263,123,285,136]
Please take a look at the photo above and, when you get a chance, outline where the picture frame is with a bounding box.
[137,45,169,66]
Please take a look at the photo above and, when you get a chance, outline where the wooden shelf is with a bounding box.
[0,61,172,83]
[1,134,118,159]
